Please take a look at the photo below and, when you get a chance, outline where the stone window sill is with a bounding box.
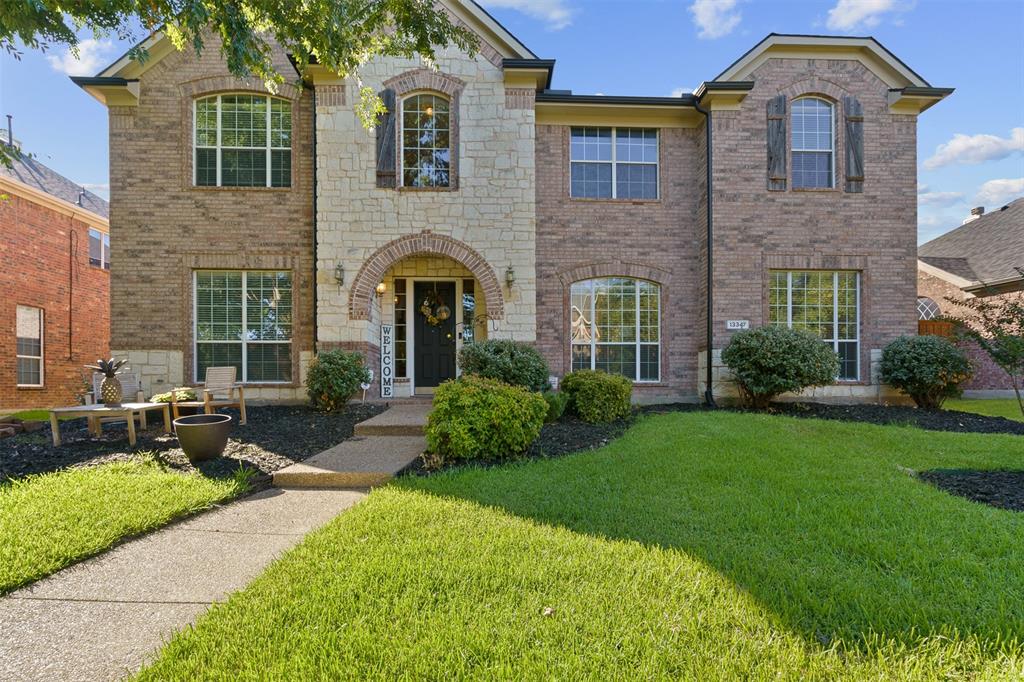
[16,385,45,390]
[569,197,661,205]
[396,186,458,193]
[190,186,292,192]
[790,187,839,193]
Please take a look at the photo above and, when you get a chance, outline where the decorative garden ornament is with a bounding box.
[85,358,128,406]
[419,287,450,327]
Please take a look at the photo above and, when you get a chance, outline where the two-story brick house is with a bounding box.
[75,3,951,403]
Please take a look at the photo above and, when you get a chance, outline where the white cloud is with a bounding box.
[46,38,116,77]
[975,178,1024,207]
[689,0,741,39]
[917,190,964,206]
[671,87,693,97]
[480,0,573,30]
[826,0,903,31]
[923,128,1024,170]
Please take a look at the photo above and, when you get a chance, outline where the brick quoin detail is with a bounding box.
[349,233,505,321]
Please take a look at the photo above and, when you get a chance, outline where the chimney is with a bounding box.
[971,206,985,217]
[5,114,11,147]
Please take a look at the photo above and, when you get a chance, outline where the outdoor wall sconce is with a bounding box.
[375,281,387,297]
[505,266,516,289]
[334,263,345,287]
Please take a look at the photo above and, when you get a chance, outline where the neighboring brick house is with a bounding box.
[917,199,1024,393]
[75,4,952,404]
[0,137,110,410]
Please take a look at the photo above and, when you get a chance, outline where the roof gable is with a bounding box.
[919,198,1024,287]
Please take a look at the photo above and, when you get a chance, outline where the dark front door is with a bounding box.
[414,281,457,388]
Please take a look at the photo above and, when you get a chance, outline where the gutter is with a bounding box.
[535,91,697,106]
[309,84,319,352]
[692,97,716,408]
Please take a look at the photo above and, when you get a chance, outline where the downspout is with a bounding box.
[309,83,319,353]
[692,97,716,407]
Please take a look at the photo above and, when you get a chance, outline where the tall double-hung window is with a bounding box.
[194,94,292,188]
[401,93,451,188]
[570,128,658,199]
[16,306,43,387]
[769,271,860,380]
[570,278,660,382]
[194,271,292,383]
[791,97,834,189]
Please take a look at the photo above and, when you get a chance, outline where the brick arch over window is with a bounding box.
[349,233,504,321]
[777,77,849,104]
[384,68,466,99]
[178,76,303,101]
[556,261,672,287]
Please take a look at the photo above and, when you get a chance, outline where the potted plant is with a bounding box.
[85,358,127,406]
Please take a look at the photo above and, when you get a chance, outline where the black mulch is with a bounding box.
[765,402,1024,436]
[0,403,386,483]
[918,469,1024,512]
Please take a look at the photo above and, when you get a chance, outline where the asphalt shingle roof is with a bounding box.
[919,197,1024,284]
[1,144,108,219]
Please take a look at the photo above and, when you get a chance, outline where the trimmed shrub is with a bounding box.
[880,335,973,409]
[561,371,632,423]
[542,391,569,423]
[721,325,839,409]
[306,350,371,412]
[426,376,547,464]
[150,388,196,403]
[457,339,550,392]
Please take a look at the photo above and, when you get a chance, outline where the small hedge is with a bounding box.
[880,335,973,409]
[721,325,839,409]
[426,376,547,464]
[542,391,569,423]
[306,350,371,412]
[457,340,550,392]
[561,371,632,423]
[150,388,196,403]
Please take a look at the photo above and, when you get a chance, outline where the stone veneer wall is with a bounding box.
[106,39,315,400]
[315,46,536,396]
[704,57,920,401]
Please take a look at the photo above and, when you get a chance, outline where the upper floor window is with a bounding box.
[570,128,658,200]
[401,93,450,188]
[88,228,110,270]
[791,97,834,189]
[194,94,291,188]
[16,305,43,387]
[570,277,660,382]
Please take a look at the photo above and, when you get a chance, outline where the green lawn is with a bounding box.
[139,412,1024,680]
[0,458,249,594]
[947,398,1024,422]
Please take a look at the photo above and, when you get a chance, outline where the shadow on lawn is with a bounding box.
[407,411,1024,656]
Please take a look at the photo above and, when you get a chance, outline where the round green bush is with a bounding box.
[306,350,371,412]
[721,325,839,409]
[426,376,547,464]
[880,335,972,409]
[560,370,633,423]
[542,390,569,423]
[457,339,550,392]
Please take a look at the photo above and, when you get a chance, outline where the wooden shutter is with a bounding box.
[375,88,397,188]
[843,95,864,193]
[766,94,787,191]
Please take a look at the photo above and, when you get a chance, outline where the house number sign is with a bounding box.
[726,320,750,331]
[380,324,394,398]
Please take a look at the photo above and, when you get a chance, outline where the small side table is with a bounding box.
[49,402,172,447]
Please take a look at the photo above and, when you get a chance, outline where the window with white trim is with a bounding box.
[769,271,860,380]
[570,127,658,199]
[401,93,451,188]
[194,94,291,188]
[88,228,110,270]
[917,297,941,321]
[194,271,292,383]
[570,277,660,381]
[16,305,43,387]
[791,97,834,189]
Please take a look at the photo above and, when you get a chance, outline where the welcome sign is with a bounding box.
[380,324,394,398]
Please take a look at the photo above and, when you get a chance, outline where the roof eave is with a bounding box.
[71,76,140,106]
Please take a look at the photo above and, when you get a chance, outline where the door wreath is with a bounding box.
[419,287,451,327]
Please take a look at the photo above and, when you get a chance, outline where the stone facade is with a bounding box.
[0,193,110,409]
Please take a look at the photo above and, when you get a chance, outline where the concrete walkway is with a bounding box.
[273,403,430,488]
[0,488,365,681]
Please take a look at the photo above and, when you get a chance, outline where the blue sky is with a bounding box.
[1,0,1021,243]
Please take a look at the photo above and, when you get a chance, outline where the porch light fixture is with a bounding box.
[376,281,387,297]
[333,263,345,287]
[505,266,516,289]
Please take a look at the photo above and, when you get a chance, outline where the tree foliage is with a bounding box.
[947,292,1024,416]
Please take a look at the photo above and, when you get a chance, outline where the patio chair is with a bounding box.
[85,372,146,435]
[170,366,247,425]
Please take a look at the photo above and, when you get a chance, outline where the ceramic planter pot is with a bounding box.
[173,414,232,462]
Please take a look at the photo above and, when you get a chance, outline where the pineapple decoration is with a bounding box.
[85,358,128,406]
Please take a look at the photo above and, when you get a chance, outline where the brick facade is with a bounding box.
[0,193,109,409]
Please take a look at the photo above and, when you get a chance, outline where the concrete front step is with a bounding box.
[354,403,431,436]
[272,435,425,488]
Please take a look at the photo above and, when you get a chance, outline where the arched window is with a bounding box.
[570,278,660,382]
[194,94,291,188]
[401,93,450,188]
[791,97,834,189]
[917,297,941,321]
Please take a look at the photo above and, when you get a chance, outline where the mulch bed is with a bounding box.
[0,403,386,484]
[918,469,1024,512]
[767,402,1024,436]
